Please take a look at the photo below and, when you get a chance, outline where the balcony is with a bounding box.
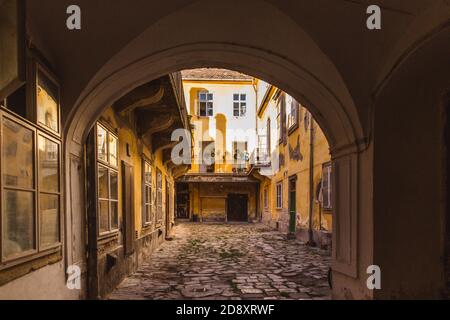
[251,147,271,167]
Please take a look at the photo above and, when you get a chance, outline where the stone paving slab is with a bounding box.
[108,223,331,300]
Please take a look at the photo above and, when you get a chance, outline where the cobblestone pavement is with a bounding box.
[109,223,331,300]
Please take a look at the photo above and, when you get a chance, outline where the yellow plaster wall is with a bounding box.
[98,107,175,238]
[258,102,333,233]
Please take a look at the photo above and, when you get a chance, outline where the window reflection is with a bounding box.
[38,136,59,192]
[2,118,34,189]
[37,70,59,133]
[97,124,107,162]
[108,134,118,167]
[40,194,59,247]
[3,190,35,258]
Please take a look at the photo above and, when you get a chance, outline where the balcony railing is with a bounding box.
[251,147,271,167]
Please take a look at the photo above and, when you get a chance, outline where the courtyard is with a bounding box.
[109,223,331,300]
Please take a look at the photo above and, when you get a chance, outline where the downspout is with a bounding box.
[308,118,316,246]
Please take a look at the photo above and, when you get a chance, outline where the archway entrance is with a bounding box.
[64,41,368,298]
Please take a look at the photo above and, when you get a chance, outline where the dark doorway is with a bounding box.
[122,161,135,256]
[227,194,248,222]
[176,183,190,219]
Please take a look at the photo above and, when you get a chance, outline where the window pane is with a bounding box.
[199,93,206,101]
[233,94,239,100]
[199,102,206,116]
[145,162,152,184]
[37,70,59,133]
[2,117,34,189]
[98,200,109,233]
[97,125,107,162]
[240,94,246,101]
[108,134,118,167]
[145,185,151,204]
[233,103,239,116]
[241,103,246,116]
[2,190,35,258]
[98,166,108,199]
[38,136,59,192]
[207,94,213,101]
[110,171,118,200]
[40,193,59,247]
[146,205,152,223]
[110,201,119,229]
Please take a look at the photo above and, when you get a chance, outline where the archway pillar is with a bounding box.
[331,143,374,300]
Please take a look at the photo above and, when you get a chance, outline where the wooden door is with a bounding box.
[227,194,248,222]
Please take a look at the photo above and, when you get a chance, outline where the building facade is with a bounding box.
[252,82,333,249]
[177,69,259,223]
[176,71,332,249]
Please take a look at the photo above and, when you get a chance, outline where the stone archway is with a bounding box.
[62,0,371,299]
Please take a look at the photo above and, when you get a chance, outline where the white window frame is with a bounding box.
[96,123,119,236]
[233,93,247,117]
[198,91,213,117]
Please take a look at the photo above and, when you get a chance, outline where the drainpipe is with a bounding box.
[308,118,316,246]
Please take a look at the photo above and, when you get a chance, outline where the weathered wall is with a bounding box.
[182,80,257,173]
[94,107,175,298]
[257,91,332,247]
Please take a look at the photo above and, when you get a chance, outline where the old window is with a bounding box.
[156,168,163,223]
[198,91,213,117]
[1,112,61,262]
[321,162,333,210]
[287,96,299,131]
[233,93,247,117]
[278,94,287,144]
[264,187,269,209]
[276,182,283,209]
[0,51,62,266]
[36,67,60,135]
[96,123,119,235]
[143,160,154,226]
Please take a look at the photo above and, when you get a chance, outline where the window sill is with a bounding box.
[0,246,61,272]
